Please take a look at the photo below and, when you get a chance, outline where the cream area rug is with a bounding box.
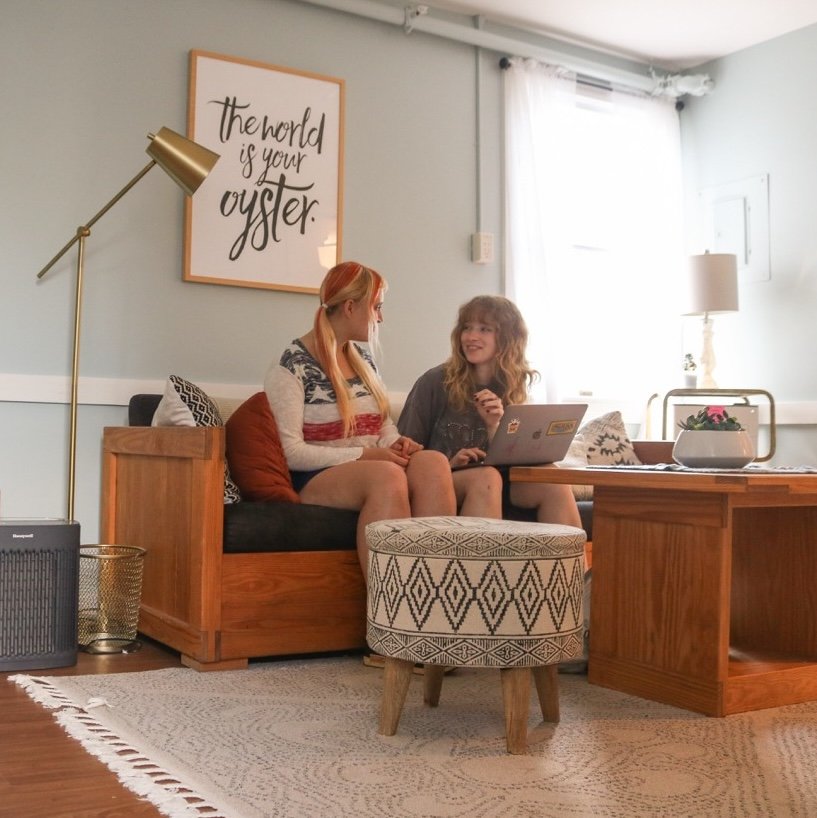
[13,656,817,818]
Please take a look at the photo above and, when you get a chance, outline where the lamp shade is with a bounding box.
[683,253,739,315]
[146,126,220,196]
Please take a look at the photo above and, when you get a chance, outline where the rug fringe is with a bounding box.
[12,674,235,818]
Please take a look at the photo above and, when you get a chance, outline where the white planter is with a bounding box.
[672,430,755,469]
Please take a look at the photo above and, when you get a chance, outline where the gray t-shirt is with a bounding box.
[397,364,503,460]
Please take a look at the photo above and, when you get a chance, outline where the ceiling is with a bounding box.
[427,0,817,70]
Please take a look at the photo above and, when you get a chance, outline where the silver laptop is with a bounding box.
[454,403,587,469]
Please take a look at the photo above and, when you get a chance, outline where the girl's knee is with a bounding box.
[410,449,450,473]
[460,466,502,500]
[354,461,407,496]
[376,461,409,485]
[484,466,503,490]
[464,466,502,491]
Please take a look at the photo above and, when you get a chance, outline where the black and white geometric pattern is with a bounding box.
[366,516,585,668]
[167,375,241,503]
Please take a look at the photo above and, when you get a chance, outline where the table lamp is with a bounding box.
[683,252,739,389]
[36,127,220,522]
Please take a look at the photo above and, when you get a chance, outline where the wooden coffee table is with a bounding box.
[511,465,817,716]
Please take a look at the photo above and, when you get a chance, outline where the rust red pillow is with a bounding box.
[225,392,299,503]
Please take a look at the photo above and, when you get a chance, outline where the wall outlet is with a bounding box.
[471,232,494,264]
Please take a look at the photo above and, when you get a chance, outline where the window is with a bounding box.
[504,60,684,404]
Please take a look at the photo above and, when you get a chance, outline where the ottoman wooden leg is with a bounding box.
[379,657,415,735]
[533,665,560,723]
[500,666,531,754]
[423,665,446,707]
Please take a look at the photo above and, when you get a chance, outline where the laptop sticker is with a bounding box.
[546,419,579,436]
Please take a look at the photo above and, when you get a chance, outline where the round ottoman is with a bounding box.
[366,516,586,754]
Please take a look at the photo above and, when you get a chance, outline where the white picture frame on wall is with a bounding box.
[184,50,345,293]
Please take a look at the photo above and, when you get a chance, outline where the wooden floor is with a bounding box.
[0,636,183,818]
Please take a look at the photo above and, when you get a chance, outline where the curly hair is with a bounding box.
[443,295,538,410]
[313,261,390,436]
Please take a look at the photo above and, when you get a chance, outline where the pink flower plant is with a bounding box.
[678,405,745,431]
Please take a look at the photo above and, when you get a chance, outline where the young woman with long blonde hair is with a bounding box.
[264,261,455,576]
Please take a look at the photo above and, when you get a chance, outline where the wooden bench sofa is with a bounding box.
[100,393,672,671]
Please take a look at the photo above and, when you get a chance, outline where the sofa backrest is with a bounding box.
[129,391,409,427]
[129,394,162,426]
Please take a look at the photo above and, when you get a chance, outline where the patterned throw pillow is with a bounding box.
[564,411,642,502]
[581,411,641,466]
[152,375,242,504]
[225,392,299,503]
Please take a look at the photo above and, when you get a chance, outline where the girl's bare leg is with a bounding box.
[509,480,582,528]
[301,460,411,577]
[405,450,457,516]
[452,466,503,518]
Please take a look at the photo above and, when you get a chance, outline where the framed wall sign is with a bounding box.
[184,50,344,293]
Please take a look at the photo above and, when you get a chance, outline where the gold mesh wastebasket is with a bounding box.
[78,545,145,654]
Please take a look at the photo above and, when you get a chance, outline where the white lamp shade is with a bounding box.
[683,253,739,315]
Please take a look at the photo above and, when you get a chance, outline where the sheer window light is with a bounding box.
[504,59,684,404]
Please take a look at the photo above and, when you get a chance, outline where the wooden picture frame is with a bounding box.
[184,50,344,293]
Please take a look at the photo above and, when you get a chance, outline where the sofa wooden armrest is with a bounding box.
[100,426,366,671]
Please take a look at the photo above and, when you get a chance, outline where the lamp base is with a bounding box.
[699,315,718,390]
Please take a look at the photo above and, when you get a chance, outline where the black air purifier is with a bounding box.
[0,519,80,671]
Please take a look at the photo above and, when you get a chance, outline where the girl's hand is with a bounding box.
[359,447,409,466]
[473,389,504,436]
[390,436,424,457]
[450,447,487,469]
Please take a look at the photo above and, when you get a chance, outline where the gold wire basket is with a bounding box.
[78,545,146,654]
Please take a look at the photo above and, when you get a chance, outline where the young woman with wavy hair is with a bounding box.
[398,294,580,526]
[264,261,455,576]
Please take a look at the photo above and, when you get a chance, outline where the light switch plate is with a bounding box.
[471,232,494,264]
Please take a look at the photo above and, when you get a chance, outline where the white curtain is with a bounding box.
[504,58,684,404]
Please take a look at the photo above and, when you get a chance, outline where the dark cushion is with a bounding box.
[129,394,162,426]
[223,501,359,553]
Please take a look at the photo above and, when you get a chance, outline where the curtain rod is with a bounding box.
[297,0,658,93]
[498,55,653,99]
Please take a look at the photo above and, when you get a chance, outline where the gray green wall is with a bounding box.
[679,23,817,464]
[1,0,506,537]
[2,1,817,540]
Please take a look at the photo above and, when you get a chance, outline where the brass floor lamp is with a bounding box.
[36,127,220,522]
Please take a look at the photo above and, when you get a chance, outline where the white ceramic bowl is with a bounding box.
[672,429,755,469]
